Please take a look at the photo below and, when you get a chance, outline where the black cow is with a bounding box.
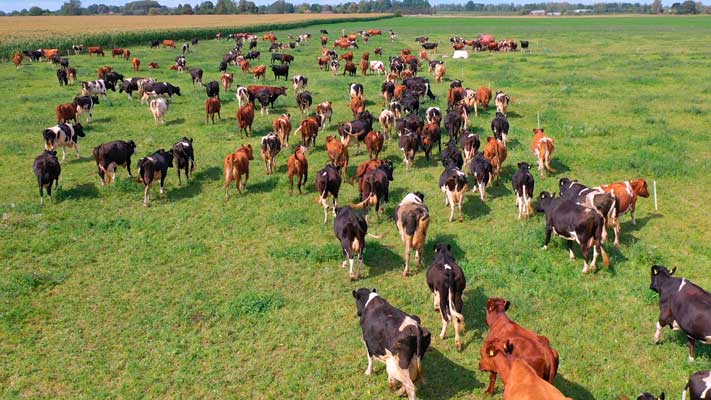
[403,77,435,100]
[296,90,312,116]
[317,163,342,224]
[535,191,610,273]
[190,68,203,85]
[245,51,260,60]
[512,162,535,220]
[249,40,258,49]
[219,61,228,73]
[173,137,195,186]
[93,140,137,185]
[104,71,124,87]
[334,206,368,280]
[520,40,529,50]
[353,287,431,400]
[636,394,664,400]
[33,150,61,205]
[402,94,420,115]
[205,81,220,99]
[271,64,289,80]
[427,243,466,349]
[150,40,160,48]
[338,111,374,148]
[469,152,492,201]
[73,95,99,123]
[23,49,43,62]
[398,129,420,171]
[441,138,463,170]
[320,29,328,34]
[422,42,438,51]
[439,165,468,222]
[137,149,174,207]
[650,265,711,362]
[254,88,271,115]
[682,370,711,399]
[141,82,181,103]
[57,69,68,86]
[444,110,463,140]
[491,112,509,142]
[559,177,620,246]
[356,160,394,222]
[191,38,199,45]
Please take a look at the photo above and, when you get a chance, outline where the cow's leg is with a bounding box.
[439,314,448,340]
[38,179,45,205]
[357,248,364,279]
[177,168,182,186]
[479,181,486,202]
[568,240,575,260]
[613,218,621,248]
[143,182,151,207]
[433,290,440,311]
[486,372,497,395]
[62,146,67,161]
[160,174,166,195]
[542,227,553,250]
[581,241,592,274]
[320,197,328,223]
[631,204,637,225]
[385,358,416,400]
[545,155,557,173]
[364,343,374,375]
[74,143,80,158]
[458,194,464,222]
[687,337,696,362]
[403,238,411,277]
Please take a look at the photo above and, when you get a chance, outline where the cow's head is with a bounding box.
[485,297,510,326]
[242,144,254,160]
[352,287,376,317]
[44,150,58,158]
[127,140,137,155]
[412,191,425,203]
[165,149,175,167]
[517,162,530,171]
[637,393,665,400]
[173,86,182,96]
[479,338,513,373]
[533,128,545,135]
[74,123,85,138]
[379,160,394,181]
[535,191,555,213]
[631,178,650,198]
[650,265,676,293]
[558,177,575,193]
[433,243,451,255]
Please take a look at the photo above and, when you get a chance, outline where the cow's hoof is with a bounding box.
[689,356,695,362]
[456,341,462,351]
[542,245,547,250]
[458,216,464,223]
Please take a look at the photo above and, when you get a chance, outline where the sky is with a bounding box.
[0,0,683,12]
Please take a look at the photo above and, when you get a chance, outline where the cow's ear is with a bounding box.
[505,340,514,354]
[352,290,358,299]
[659,393,665,400]
[652,266,658,275]
[504,300,511,311]
[670,267,676,275]
[434,246,439,254]
[447,244,451,251]
[371,288,376,293]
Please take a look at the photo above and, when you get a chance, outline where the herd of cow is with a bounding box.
[17,24,711,400]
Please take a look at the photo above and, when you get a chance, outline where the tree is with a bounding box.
[215,0,237,13]
[650,0,662,13]
[60,0,82,15]
[183,4,194,13]
[29,6,44,15]
[310,3,322,12]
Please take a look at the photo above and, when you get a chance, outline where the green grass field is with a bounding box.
[1,15,711,399]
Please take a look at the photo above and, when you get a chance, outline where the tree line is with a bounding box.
[2,0,708,16]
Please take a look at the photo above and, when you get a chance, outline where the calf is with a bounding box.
[399,129,420,171]
[272,113,292,148]
[237,102,255,137]
[287,145,308,194]
[440,166,468,222]
[33,150,61,205]
[531,128,556,178]
[650,265,711,362]
[479,298,560,395]
[427,243,465,350]
[491,112,509,142]
[73,95,99,124]
[56,103,77,124]
[394,192,430,277]
[483,136,507,181]
[172,137,195,185]
[93,140,136,184]
[316,164,342,224]
[353,160,394,222]
[205,97,221,124]
[220,72,234,91]
[329,60,340,75]
[495,91,510,115]
[365,130,384,160]
[481,339,569,400]
[224,144,254,200]
[682,370,711,399]
[43,123,85,161]
[594,178,649,226]
[353,288,431,400]
[512,162,535,220]
[295,117,320,147]
[260,133,281,175]
[150,98,168,125]
[137,149,174,207]
[296,90,312,117]
[535,191,610,273]
[460,131,480,167]
[469,152,493,201]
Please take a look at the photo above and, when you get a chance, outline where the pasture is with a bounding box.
[1,15,711,399]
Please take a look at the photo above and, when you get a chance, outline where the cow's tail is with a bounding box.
[293,125,303,136]
[414,324,425,384]
[682,382,689,400]
[413,213,430,249]
[137,158,148,184]
[595,215,610,267]
[447,267,465,328]
[43,129,53,149]
[350,194,372,211]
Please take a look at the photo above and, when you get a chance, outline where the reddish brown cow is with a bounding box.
[240,59,251,73]
[56,103,77,124]
[394,84,408,101]
[148,62,159,69]
[43,49,60,59]
[340,51,354,61]
[112,48,124,57]
[88,46,104,56]
[224,144,254,200]
[97,66,112,79]
[205,97,221,124]
[367,29,381,35]
[221,72,234,91]
[374,48,383,56]
[237,102,255,137]
[163,40,176,48]
[295,117,319,147]
[419,50,428,61]
[67,68,77,83]
[12,53,23,68]
[448,86,465,110]
[476,86,493,109]
[326,135,349,176]
[317,55,330,70]
[352,159,384,186]
[530,128,556,179]
[349,96,365,118]
[483,136,507,182]
[132,57,140,71]
[401,49,411,56]
[479,298,560,396]
[594,178,649,245]
[252,65,266,80]
[359,59,368,76]
[123,49,131,60]
[287,145,308,194]
[364,130,384,160]
[273,113,292,147]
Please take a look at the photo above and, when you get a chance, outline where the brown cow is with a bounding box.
[343,61,356,76]
[221,72,234,91]
[326,136,349,176]
[479,298,560,396]
[43,49,59,60]
[240,59,251,73]
[317,55,330,70]
[594,178,649,245]
[287,145,308,194]
[530,128,556,179]
[317,102,333,130]
[252,65,266,80]
[67,68,77,83]
[350,96,365,118]
[434,63,446,84]
[352,159,384,186]
[205,97,221,124]
[295,117,319,147]
[359,59,368,76]
[481,339,569,400]
[97,66,112,79]
[56,103,77,124]
[132,57,140,72]
[12,53,23,69]
[367,29,381,35]
[394,84,408,101]
[340,51,354,61]
[448,86,464,110]
[123,49,131,60]
[237,102,254,137]
[88,46,104,56]
[273,113,292,147]
[477,86,493,109]
[111,48,124,58]
[148,62,159,69]
[400,69,413,80]
[419,50,428,61]
[365,130,383,160]
[224,144,254,200]
[163,40,176,48]
[483,136,507,182]
[374,48,383,56]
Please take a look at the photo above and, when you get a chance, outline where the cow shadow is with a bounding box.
[548,158,571,176]
[554,374,595,400]
[90,117,112,123]
[166,118,186,126]
[487,180,513,198]
[428,233,466,260]
[56,183,99,202]
[250,176,279,193]
[364,241,404,280]
[462,285,490,345]
[463,195,491,220]
[667,329,711,360]
[505,110,522,119]
[419,348,482,399]
[171,166,221,200]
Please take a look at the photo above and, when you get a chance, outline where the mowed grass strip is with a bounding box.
[1,16,711,399]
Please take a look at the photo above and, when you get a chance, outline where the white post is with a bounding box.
[653,180,658,211]
[537,112,540,129]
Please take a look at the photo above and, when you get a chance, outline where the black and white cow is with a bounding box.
[334,206,369,280]
[292,75,308,94]
[398,129,420,171]
[425,106,441,125]
[73,95,99,123]
[559,177,620,246]
[119,77,154,100]
[439,165,468,222]
[103,71,124,87]
[460,131,480,167]
[33,150,61,205]
[205,81,220,98]
[81,79,113,100]
[317,164,342,224]
[349,82,364,99]
[401,94,419,115]
[57,69,68,86]
[441,138,463,170]
[43,123,85,161]
[140,82,181,104]
[535,191,610,273]
[427,243,466,350]
[512,162,535,220]
[650,265,711,362]
[296,90,312,117]
[173,137,195,186]
[182,42,189,54]
[491,112,509,143]
[23,49,42,62]
[469,152,492,202]
[637,393,664,400]
[137,149,174,207]
[682,370,711,400]
[93,140,137,185]
[353,287,431,400]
